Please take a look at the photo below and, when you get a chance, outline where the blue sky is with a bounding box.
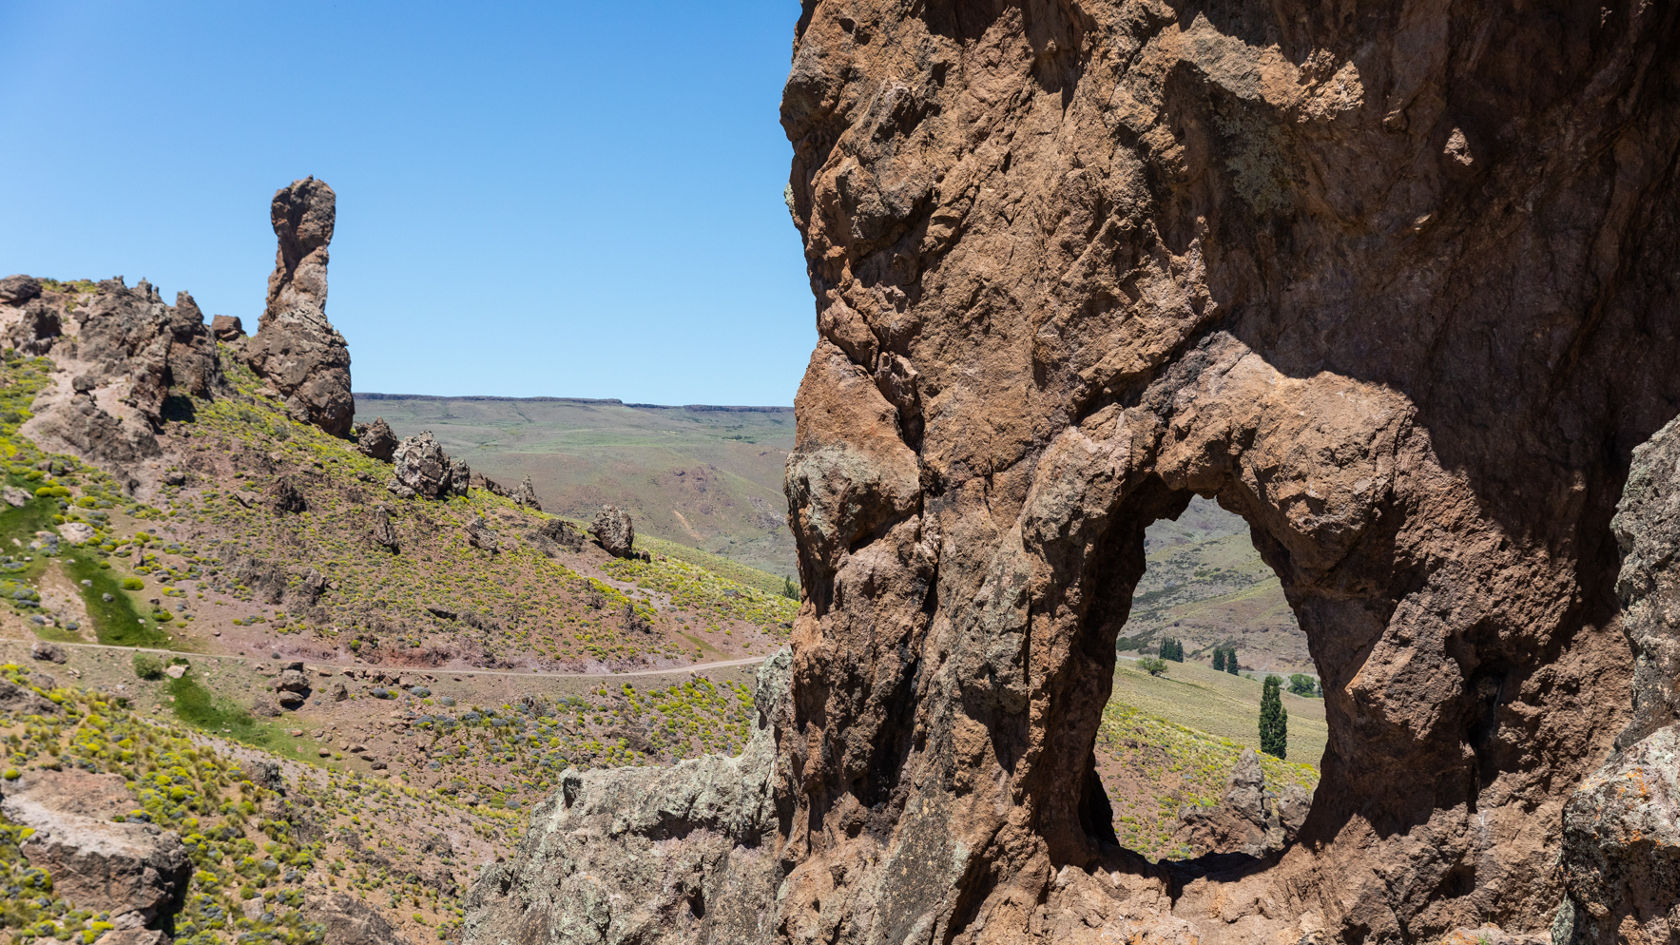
[0,1,812,406]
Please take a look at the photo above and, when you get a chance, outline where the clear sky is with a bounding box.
[0,1,813,406]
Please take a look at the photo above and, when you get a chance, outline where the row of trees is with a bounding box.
[1210,646,1240,674]
[1156,637,1186,661]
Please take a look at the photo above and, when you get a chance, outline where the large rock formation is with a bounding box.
[470,2,1680,944]
[465,651,788,945]
[1556,415,1680,943]
[244,178,354,437]
[590,505,636,558]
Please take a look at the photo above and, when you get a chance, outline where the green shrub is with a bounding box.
[1138,657,1168,677]
[120,577,144,591]
[133,653,165,681]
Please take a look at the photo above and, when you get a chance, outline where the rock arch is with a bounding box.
[464,2,1680,943]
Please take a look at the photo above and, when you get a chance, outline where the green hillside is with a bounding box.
[1120,497,1311,674]
[355,395,796,577]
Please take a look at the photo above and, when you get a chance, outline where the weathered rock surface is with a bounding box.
[210,313,244,341]
[514,474,540,510]
[304,890,413,945]
[1557,415,1680,944]
[357,416,398,461]
[1172,748,1309,858]
[369,506,400,551]
[0,274,42,304]
[590,504,635,558]
[387,432,467,500]
[465,650,788,945]
[474,3,1680,944]
[2,773,190,929]
[244,178,353,437]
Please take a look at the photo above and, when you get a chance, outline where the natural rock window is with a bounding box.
[1093,496,1321,861]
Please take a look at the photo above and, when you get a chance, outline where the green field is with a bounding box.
[1110,656,1327,766]
[356,394,796,577]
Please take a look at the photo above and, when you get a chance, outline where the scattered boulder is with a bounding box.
[535,517,585,553]
[266,475,308,514]
[465,516,499,552]
[369,506,399,551]
[243,178,353,437]
[275,662,312,710]
[57,522,97,544]
[357,417,397,462]
[0,274,42,304]
[2,485,32,507]
[30,641,68,664]
[210,314,244,341]
[163,663,187,680]
[92,929,170,945]
[590,505,636,558]
[387,432,466,499]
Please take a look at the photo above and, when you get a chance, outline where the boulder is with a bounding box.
[243,178,353,437]
[266,475,308,514]
[357,416,397,462]
[0,274,42,304]
[465,516,499,552]
[590,505,635,558]
[304,889,412,944]
[2,485,32,507]
[29,641,67,664]
[58,522,96,543]
[387,432,465,500]
[210,314,244,341]
[1172,749,1310,857]
[0,678,58,716]
[369,506,399,551]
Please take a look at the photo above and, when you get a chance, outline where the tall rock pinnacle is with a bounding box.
[244,178,354,437]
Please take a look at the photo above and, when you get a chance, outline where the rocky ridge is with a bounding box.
[469,3,1680,944]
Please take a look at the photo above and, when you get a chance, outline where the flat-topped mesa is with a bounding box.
[244,178,354,437]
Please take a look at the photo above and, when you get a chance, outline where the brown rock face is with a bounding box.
[245,178,354,437]
[767,2,1680,942]
[467,4,1680,944]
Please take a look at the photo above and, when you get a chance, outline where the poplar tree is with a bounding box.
[1260,674,1288,759]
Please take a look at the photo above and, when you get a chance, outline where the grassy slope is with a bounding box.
[1097,658,1325,859]
[354,394,796,578]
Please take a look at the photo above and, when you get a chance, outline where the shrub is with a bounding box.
[133,653,165,680]
[120,577,144,591]
[1138,657,1168,677]
[1287,673,1320,698]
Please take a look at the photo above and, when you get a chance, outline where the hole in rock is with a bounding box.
[1091,495,1326,862]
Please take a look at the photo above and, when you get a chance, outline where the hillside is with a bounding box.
[1121,497,1311,674]
[354,395,796,578]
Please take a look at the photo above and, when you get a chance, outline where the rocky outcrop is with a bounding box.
[515,475,541,510]
[1557,415,1680,943]
[211,313,244,341]
[387,432,468,500]
[0,274,42,304]
[475,3,1680,944]
[357,416,398,461]
[590,505,635,558]
[306,890,413,945]
[244,178,353,437]
[465,516,498,552]
[465,650,789,945]
[1172,749,1310,858]
[1,773,190,930]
